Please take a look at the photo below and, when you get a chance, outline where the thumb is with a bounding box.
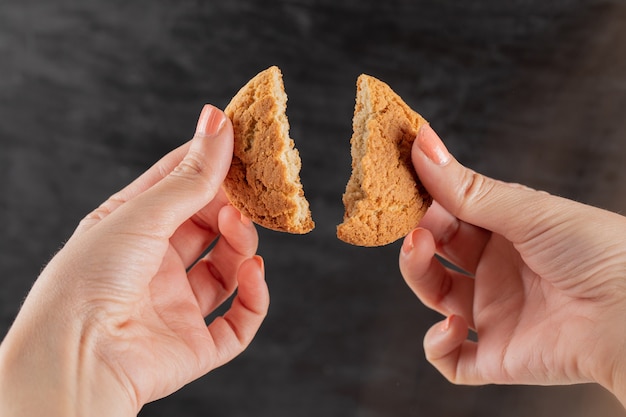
[103,104,234,239]
[412,124,558,244]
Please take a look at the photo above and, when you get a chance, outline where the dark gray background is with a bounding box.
[2,0,626,415]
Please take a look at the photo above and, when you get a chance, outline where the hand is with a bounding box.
[0,105,269,416]
[400,124,626,406]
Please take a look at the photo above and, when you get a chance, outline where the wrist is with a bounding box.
[0,282,136,417]
[612,347,626,408]
[590,326,626,408]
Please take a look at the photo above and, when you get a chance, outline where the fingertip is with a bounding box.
[424,315,468,355]
[401,227,436,257]
[217,205,259,257]
[399,227,436,281]
[237,256,269,315]
[218,204,254,231]
[186,105,233,185]
[424,315,472,383]
[401,228,417,256]
[241,255,265,283]
[217,204,239,230]
[414,123,451,166]
[195,104,228,138]
[251,254,265,277]
[411,125,462,225]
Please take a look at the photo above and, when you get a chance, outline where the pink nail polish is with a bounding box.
[240,211,253,227]
[416,124,450,165]
[253,255,265,274]
[196,104,227,137]
[401,229,416,255]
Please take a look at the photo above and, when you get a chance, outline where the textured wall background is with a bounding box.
[2,0,626,415]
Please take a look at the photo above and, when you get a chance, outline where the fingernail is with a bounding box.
[416,124,450,165]
[240,210,253,227]
[196,104,227,137]
[401,229,417,255]
[443,315,454,331]
[253,255,265,276]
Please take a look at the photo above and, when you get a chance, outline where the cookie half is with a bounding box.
[224,66,314,234]
[337,75,432,246]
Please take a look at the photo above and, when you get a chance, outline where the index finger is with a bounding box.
[204,256,269,371]
[418,200,490,275]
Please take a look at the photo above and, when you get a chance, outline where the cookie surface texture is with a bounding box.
[224,66,314,234]
[337,75,432,246]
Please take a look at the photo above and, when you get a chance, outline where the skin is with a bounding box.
[400,124,626,407]
[1,105,624,414]
[0,105,270,416]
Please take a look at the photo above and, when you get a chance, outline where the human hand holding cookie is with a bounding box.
[2,67,625,415]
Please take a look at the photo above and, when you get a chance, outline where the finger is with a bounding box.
[76,142,191,234]
[400,228,475,328]
[418,200,491,275]
[188,205,259,315]
[424,315,482,385]
[205,256,269,370]
[99,104,234,240]
[413,124,557,245]
[412,124,626,296]
[169,188,231,268]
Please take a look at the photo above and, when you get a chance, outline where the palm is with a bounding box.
[400,201,626,391]
[463,232,617,386]
[110,246,213,403]
[73,197,265,407]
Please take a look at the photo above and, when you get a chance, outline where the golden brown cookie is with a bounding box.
[223,66,314,234]
[337,75,432,246]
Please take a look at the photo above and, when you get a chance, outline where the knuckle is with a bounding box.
[168,151,219,195]
[81,193,126,224]
[455,170,496,216]
[171,151,206,178]
[156,161,171,180]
